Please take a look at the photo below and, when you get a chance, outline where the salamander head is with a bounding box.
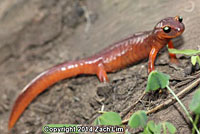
[153,16,185,39]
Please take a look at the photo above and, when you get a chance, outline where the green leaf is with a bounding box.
[156,123,162,134]
[168,48,200,56]
[162,122,167,134]
[93,112,122,125]
[191,56,200,66]
[146,70,170,92]
[143,121,161,134]
[143,127,152,134]
[191,56,197,66]
[128,110,147,129]
[165,122,176,134]
[197,56,200,66]
[93,117,101,125]
[146,121,156,133]
[189,89,200,114]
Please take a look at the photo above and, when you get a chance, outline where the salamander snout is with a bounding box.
[153,16,185,39]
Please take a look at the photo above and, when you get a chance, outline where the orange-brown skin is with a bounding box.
[8,16,185,130]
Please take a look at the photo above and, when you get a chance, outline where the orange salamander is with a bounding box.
[8,16,185,130]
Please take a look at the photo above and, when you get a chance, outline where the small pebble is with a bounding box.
[184,64,193,75]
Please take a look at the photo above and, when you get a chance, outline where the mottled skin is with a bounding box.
[8,16,185,130]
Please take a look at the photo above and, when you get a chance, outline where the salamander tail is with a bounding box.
[8,60,95,130]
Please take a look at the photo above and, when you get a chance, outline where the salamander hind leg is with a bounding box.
[96,63,109,83]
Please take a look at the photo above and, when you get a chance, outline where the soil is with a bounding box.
[0,0,200,134]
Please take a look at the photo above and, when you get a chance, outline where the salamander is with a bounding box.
[8,16,185,130]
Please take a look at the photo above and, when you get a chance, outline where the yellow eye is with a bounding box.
[163,26,171,33]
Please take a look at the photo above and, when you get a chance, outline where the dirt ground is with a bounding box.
[0,0,200,134]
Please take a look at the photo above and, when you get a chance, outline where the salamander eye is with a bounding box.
[178,16,183,23]
[163,26,171,33]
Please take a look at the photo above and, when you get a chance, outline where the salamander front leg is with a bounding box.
[168,40,179,64]
[96,64,109,82]
[148,47,159,73]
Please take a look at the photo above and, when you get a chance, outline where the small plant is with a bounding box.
[93,112,123,134]
[146,71,170,92]
[168,48,200,133]
[128,110,147,129]
[189,89,200,134]
[94,112,122,125]
[168,48,200,66]
[94,110,176,134]
[146,70,200,134]
[128,111,176,134]
[191,56,200,66]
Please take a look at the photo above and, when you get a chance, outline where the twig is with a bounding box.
[122,78,200,124]
[120,91,146,118]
